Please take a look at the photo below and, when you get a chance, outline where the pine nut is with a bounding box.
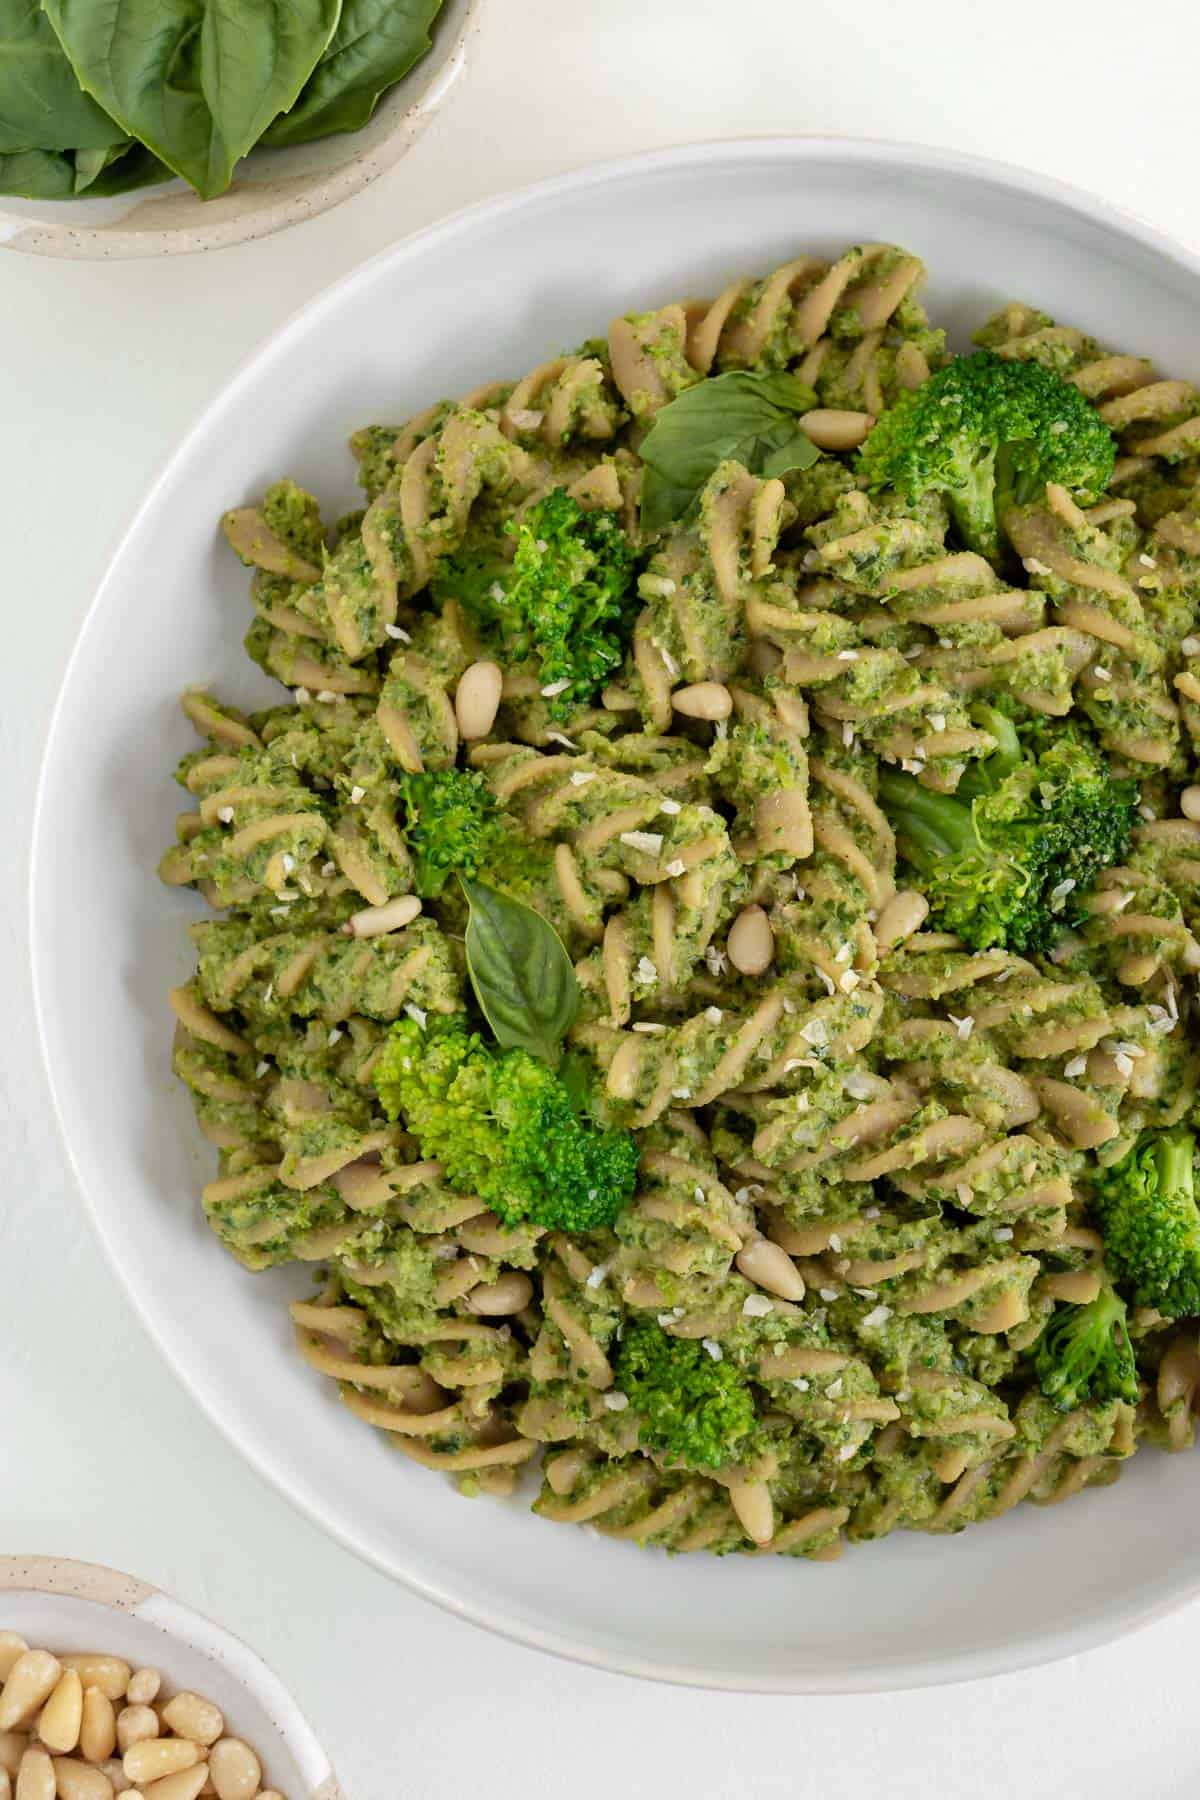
[0,1769,9,1800]
[59,1665,129,1706]
[123,1739,200,1784]
[0,1654,62,1732]
[726,904,774,975]
[14,1747,54,1800]
[0,1740,27,1780]
[115,1709,158,1755]
[454,661,503,740]
[207,1739,261,1800]
[97,1767,128,1796]
[874,889,929,951]
[79,1691,115,1766]
[728,1479,775,1546]
[51,1759,113,1799]
[736,1235,805,1302]
[342,894,421,938]
[140,1769,209,1800]
[159,1698,222,1751]
[0,1647,26,1687]
[38,1672,83,1755]
[466,1271,534,1316]
[123,1673,160,1710]
[671,681,732,721]
[1181,785,1200,821]
[797,407,876,451]
[259,1792,285,1800]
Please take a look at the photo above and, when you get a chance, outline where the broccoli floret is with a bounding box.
[374,1017,638,1232]
[615,1319,758,1471]
[858,350,1117,564]
[878,708,1137,953]
[1091,1129,1200,1319]
[1035,1285,1138,1411]
[399,768,499,897]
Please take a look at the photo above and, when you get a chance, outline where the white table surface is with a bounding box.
[5,2,1200,1794]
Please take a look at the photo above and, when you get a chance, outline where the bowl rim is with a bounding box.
[0,1554,342,1797]
[29,133,1200,1693]
[0,0,483,261]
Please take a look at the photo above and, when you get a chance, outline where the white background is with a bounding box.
[5,2,1200,1794]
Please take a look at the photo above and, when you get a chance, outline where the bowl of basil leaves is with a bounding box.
[0,0,481,259]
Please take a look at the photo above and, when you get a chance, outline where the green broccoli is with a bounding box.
[441,488,637,719]
[1091,1129,1200,1319]
[398,768,499,898]
[857,350,1117,563]
[1034,1285,1138,1411]
[878,707,1137,953]
[615,1319,758,1471]
[373,1016,638,1232]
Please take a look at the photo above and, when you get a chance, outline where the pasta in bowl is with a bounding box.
[34,140,1200,1687]
[160,237,1200,1565]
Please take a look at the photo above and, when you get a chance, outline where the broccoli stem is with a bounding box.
[1157,1131,1196,1206]
[945,444,1001,564]
[876,768,979,863]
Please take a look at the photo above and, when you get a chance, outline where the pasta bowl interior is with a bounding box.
[32,139,1200,1691]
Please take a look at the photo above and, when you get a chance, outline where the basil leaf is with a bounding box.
[0,146,75,197]
[263,0,443,149]
[76,141,171,195]
[638,370,820,530]
[0,0,125,152]
[461,878,579,1065]
[41,0,341,201]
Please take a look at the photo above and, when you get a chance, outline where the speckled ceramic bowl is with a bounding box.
[0,1557,341,1797]
[0,0,481,260]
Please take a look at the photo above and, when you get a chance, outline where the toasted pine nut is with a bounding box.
[455,660,503,740]
[160,1697,222,1750]
[14,1747,54,1800]
[341,894,421,939]
[0,1739,27,1780]
[0,1647,26,1687]
[1181,785,1200,821]
[38,1670,83,1754]
[59,1663,129,1706]
[0,1767,9,1800]
[207,1738,261,1800]
[51,1758,114,1799]
[79,1690,115,1766]
[728,1479,775,1546]
[124,1672,160,1709]
[140,1769,209,1800]
[726,904,774,975]
[798,407,876,451]
[736,1235,805,1302]
[466,1271,534,1316]
[0,1654,62,1732]
[874,889,929,951]
[115,1708,158,1754]
[671,681,732,721]
[123,1738,200,1784]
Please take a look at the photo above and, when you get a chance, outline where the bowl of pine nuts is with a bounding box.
[0,1558,341,1800]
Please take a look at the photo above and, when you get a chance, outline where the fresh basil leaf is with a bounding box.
[263,0,443,149]
[0,146,75,196]
[72,140,131,189]
[41,0,340,201]
[76,140,171,195]
[0,0,125,152]
[461,878,579,1065]
[638,369,820,530]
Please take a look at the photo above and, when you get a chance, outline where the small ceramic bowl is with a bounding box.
[0,0,482,260]
[0,1556,341,1798]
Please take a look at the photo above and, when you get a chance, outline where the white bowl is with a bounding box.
[31,137,1200,1692]
[0,0,481,260]
[0,1556,341,1796]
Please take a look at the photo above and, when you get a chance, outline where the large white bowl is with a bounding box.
[0,1556,341,1797]
[0,0,481,260]
[31,138,1200,1692]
